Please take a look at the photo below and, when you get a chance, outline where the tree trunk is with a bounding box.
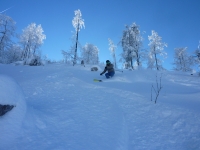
[136,51,140,66]
[154,46,159,70]
[131,59,133,69]
[154,53,159,70]
[113,52,117,68]
[73,20,80,66]
[181,53,186,71]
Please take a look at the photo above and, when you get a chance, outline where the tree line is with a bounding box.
[62,10,200,73]
[1,10,199,73]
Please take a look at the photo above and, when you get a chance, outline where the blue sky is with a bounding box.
[1,0,200,69]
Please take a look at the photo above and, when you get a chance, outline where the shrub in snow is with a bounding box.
[0,75,26,148]
[91,67,98,71]
[151,73,163,103]
[24,55,44,66]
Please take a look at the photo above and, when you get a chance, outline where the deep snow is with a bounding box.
[0,63,200,150]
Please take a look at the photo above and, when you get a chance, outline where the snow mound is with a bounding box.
[0,75,26,148]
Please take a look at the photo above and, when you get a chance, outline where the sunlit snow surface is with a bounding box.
[0,63,200,150]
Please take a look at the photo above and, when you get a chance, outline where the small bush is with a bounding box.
[24,55,44,66]
[91,67,98,71]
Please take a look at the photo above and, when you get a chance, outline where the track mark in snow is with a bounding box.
[162,110,172,117]
[36,118,46,129]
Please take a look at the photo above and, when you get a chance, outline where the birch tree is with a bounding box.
[72,9,85,66]
[81,43,99,64]
[194,41,200,63]
[193,41,200,73]
[173,47,193,71]
[108,38,117,68]
[0,14,16,63]
[148,30,167,70]
[4,44,22,63]
[121,23,143,69]
[20,23,46,62]
[61,45,75,64]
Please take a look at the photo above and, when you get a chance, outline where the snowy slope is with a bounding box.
[0,63,200,150]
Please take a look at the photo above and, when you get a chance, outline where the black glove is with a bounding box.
[100,73,103,75]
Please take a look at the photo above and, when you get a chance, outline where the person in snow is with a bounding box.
[100,60,115,78]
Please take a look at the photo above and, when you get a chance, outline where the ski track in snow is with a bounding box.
[0,63,200,150]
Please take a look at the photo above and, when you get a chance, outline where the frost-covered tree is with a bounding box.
[4,44,22,63]
[193,41,200,73]
[61,45,75,64]
[148,30,167,70]
[81,43,99,64]
[62,33,81,64]
[121,23,143,69]
[0,14,16,63]
[194,41,200,63]
[108,38,117,68]
[72,9,85,66]
[20,23,46,63]
[173,47,193,72]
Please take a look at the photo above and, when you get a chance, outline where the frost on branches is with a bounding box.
[81,43,99,65]
[108,38,117,68]
[121,23,143,69]
[0,14,16,63]
[20,23,46,65]
[194,41,200,64]
[194,41,200,74]
[148,30,167,70]
[62,45,76,64]
[173,47,193,72]
[72,9,85,32]
[72,9,85,66]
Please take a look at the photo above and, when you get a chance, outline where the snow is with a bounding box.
[0,75,26,148]
[0,63,200,150]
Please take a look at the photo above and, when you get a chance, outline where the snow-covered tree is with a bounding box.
[193,41,200,73]
[81,43,99,64]
[72,9,85,66]
[61,45,75,64]
[20,23,46,63]
[0,14,16,63]
[108,38,117,68]
[62,33,81,64]
[148,30,167,70]
[173,47,193,72]
[194,41,200,63]
[121,23,143,69]
[4,44,22,63]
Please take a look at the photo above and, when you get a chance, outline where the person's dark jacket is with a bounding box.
[100,63,115,75]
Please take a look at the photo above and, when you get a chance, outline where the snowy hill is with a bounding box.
[0,63,200,150]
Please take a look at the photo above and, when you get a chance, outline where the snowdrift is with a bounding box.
[0,75,26,149]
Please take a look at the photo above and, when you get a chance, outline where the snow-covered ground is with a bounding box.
[0,63,200,150]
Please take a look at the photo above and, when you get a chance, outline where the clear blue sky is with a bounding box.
[1,0,200,69]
